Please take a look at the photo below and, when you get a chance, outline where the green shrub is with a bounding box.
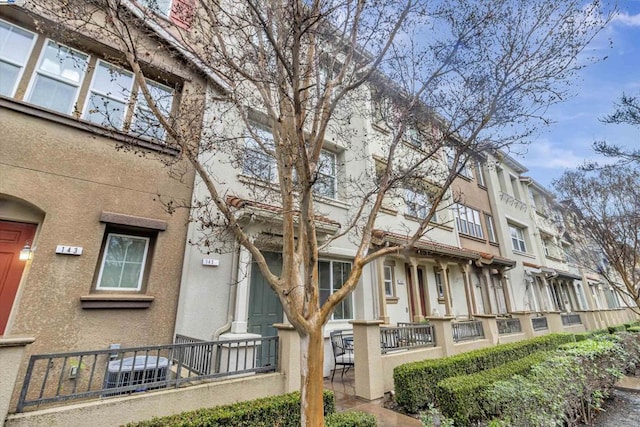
[126,390,336,427]
[607,324,627,334]
[487,338,629,426]
[325,411,376,427]
[393,333,574,413]
[435,351,550,426]
[628,326,640,333]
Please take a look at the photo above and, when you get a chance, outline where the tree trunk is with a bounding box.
[300,325,326,426]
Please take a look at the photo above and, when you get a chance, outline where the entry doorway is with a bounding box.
[248,252,284,338]
[0,220,37,335]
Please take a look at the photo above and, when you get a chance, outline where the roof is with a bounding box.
[477,252,517,267]
[371,230,480,261]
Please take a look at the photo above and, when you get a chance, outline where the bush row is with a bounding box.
[486,334,639,426]
[393,333,575,413]
[126,390,348,427]
[435,351,551,426]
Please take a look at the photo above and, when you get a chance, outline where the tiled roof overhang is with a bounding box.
[371,230,480,261]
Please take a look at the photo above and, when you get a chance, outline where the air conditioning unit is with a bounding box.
[103,356,169,396]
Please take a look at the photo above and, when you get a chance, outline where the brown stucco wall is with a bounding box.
[0,99,197,410]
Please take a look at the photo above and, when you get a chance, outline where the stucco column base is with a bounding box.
[0,336,35,419]
[510,312,534,339]
[545,312,564,333]
[273,324,300,393]
[474,314,499,345]
[350,320,383,400]
[425,316,455,356]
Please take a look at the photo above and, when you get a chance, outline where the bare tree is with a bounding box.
[555,166,640,315]
[24,0,612,424]
[591,92,640,166]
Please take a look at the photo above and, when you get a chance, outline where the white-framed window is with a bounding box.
[315,150,337,199]
[140,0,172,17]
[26,40,88,114]
[405,188,434,221]
[509,224,527,252]
[84,60,134,130]
[445,147,473,179]
[130,80,174,140]
[485,214,497,243]
[0,19,36,97]
[243,127,277,181]
[541,237,551,257]
[453,204,483,239]
[96,233,150,291]
[405,126,421,148]
[383,264,395,297]
[319,259,353,320]
[434,267,445,299]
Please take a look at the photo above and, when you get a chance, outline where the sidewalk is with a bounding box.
[615,375,640,393]
[324,372,422,427]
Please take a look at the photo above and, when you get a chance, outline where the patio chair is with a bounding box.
[329,330,354,382]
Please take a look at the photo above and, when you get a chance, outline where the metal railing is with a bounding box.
[561,313,582,326]
[497,318,522,335]
[532,316,549,331]
[452,320,485,342]
[380,324,436,353]
[17,335,278,412]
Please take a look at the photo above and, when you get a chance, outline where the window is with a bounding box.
[315,150,337,199]
[370,86,391,125]
[485,214,497,243]
[453,204,483,239]
[0,19,36,97]
[130,81,173,140]
[96,233,150,291]
[542,237,551,257]
[27,40,88,114]
[405,126,421,148]
[140,0,172,17]
[319,260,353,320]
[445,147,473,179]
[243,128,277,181]
[383,264,395,297]
[475,160,486,186]
[405,188,434,221]
[434,268,445,300]
[509,224,527,252]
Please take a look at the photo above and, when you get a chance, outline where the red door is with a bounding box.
[0,221,37,335]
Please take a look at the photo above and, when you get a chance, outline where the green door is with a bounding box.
[248,252,284,338]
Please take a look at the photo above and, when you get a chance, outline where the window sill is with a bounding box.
[512,250,537,259]
[80,294,154,309]
[458,233,487,244]
[385,296,400,304]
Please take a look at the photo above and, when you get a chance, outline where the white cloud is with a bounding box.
[612,12,640,26]
[522,139,599,169]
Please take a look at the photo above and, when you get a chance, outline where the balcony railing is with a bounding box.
[380,324,436,353]
[452,320,485,342]
[17,335,278,413]
[532,316,549,331]
[497,318,522,335]
[561,313,582,326]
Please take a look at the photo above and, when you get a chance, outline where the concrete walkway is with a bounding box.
[615,375,640,393]
[324,372,422,427]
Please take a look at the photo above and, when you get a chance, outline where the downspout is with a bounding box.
[212,240,240,339]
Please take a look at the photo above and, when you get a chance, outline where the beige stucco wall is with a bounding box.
[5,373,286,427]
[1,99,197,410]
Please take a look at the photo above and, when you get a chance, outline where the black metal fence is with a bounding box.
[532,316,549,331]
[497,318,522,335]
[561,313,582,326]
[452,320,485,342]
[17,335,278,413]
[380,324,436,353]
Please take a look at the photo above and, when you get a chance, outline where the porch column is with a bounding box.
[274,323,300,393]
[376,259,389,324]
[458,262,474,317]
[500,268,514,313]
[1,336,35,416]
[351,320,384,400]
[231,243,253,333]
[426,316,455,356]
[437,260,453,317]
[410,259,424,322]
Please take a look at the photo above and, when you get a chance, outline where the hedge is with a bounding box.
[435,351,551,426]
[393,333,575,413]
[125,390,336,427]
[608,324,627,334]
[325,411,377,427]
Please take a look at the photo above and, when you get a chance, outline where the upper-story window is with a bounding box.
[1,19,175,143]
[0,20,36,97]
[405,188,435,221]
[453,204,483,239]
[445,147,473,179]
[316,150,337,199]
[140,0,172,17]
[509,224,527,252]
[27,41,88,114]
[485,214,497,243]
[475,160,486,187]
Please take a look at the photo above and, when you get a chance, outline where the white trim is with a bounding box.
[96,233,150,291]
[0,18,37,97]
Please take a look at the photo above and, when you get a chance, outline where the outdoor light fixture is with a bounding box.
[19,241,32,261]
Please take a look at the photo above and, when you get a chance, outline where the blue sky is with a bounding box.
[517,1,640,190]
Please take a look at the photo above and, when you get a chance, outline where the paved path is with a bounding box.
[591,376,640,427]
